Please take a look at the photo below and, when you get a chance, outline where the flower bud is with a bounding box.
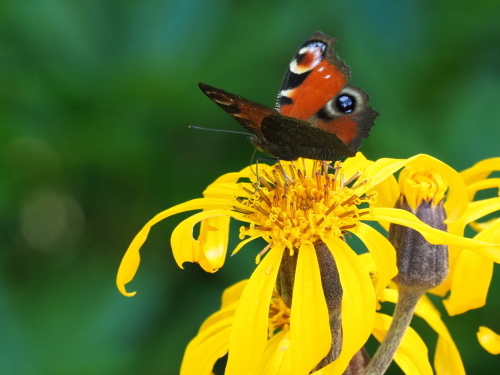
[389,168,449,291]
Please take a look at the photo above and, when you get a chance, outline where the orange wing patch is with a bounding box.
[280,60,346,120]
[315,115,357,146]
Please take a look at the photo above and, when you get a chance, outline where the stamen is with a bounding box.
[254,205,271,217]
[325,202,338,215]
[259,177,274,191]
[254,225,272,231]
[255,243,272,264]
[257,189,273,207]
[338,210,355,219]
[233,206,255,215]
[341,194,358,207]
[263,171,277,186]
[343,172,361,187]
[340,224,357,230]
[351,179,368,190]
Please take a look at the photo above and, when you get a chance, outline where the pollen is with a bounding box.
[233,159,375,256]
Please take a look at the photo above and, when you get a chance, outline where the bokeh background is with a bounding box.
[1,1,499,374]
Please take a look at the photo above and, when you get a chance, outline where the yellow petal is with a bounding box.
[370,174,400,231]
[460,157,500,185]
[231,236,259,256]
[197,216,230,271]
[341,152,373,177]
[171,209,248,271]
[290,243,332,375]
[180,316,232,375]
[444,217,500,315]
[225,244,284,375]
[371,313,433,375]
[350,223,398,297]
[251,331,291,375]
[198,301,238,334]
[221,279,248,309]
[363,157,409,191]
[369,207,500,263]
[116,198,232,296]
[450,197,500,232]
[443,249,493,315]
[477,326,500,355]
[319,237,376,375]
[465,178,500,201]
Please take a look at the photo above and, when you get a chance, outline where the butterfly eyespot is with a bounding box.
[336,94,356,114]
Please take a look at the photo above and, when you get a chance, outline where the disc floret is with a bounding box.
[233,160,375,259]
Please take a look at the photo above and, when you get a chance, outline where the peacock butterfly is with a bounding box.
[199,32,378,161]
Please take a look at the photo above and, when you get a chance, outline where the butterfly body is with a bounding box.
[199,32,378,161]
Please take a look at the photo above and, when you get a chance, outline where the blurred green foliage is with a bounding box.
[0,1,499,374]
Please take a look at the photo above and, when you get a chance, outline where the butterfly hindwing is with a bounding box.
[260,114,355,161]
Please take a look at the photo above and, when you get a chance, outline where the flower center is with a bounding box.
[399,167,448,210]
[233,159,375,256]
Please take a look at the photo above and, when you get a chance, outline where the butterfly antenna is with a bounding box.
[189,126,251,136]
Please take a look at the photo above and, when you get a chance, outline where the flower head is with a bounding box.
[117,153,500,375]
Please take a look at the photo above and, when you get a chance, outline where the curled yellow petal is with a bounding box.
[171,209,248,271]
[466,178,500,201]
[404,154,467,223]
[116,198,232,296]
[460,157,500,185]
[477,326,500,355]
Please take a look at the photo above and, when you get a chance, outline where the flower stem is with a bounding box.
[364,285,425,375]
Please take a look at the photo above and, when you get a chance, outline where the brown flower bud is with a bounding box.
[389,167,449,291]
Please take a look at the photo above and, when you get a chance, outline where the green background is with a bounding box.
[1,1,499,374]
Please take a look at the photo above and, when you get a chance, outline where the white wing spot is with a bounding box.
[318,67,325,72]
[325,75,331,79]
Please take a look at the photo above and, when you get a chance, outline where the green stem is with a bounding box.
[364,285,425,375]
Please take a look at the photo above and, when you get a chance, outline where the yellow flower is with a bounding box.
[117,153,498,375]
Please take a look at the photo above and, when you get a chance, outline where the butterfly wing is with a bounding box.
[199,83,276,139]
[276,32,378,154]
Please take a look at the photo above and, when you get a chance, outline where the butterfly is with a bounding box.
[199,32,378,161]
